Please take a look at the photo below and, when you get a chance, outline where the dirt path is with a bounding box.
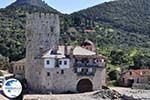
[24,92,99,100]
[110,87,150,99]
[0,94,8,100]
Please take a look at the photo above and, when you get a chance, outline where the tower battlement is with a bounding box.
[26,13,59,21]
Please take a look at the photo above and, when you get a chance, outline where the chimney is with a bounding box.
[70,46,75,58]
[39,46,44,56]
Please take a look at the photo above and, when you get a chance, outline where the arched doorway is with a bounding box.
[77,79,93,93]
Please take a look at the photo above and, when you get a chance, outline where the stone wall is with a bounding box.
[25,13,105,93]
[132,83,150,90]
[13,59,26,79]
[25,13,60,91]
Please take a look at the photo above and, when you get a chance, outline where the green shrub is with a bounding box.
[0,71,3,76]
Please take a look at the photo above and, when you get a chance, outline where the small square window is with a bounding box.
[51,27,54,32]
[64,61,67,65]
[59,61,62,65]
[85,69,88,72]
[46,60,50,65]
[81,69,84,72]
[47,72,50,76]
[61,70,64,74]
[129,71,132,75]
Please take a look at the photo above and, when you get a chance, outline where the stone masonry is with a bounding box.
[25,13,60,91]
[25,13,106,93]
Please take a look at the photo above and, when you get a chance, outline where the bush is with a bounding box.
[0,71,3,76]
[107,80,119,87]
[108,70,119,80]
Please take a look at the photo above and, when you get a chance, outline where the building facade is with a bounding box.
[25,13,106,93]
[121,69,150,87]
[12,58,26,79]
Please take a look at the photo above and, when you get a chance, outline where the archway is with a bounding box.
[77,79,93,93]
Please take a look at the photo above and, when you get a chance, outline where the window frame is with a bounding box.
[61,70,64,74]
[64,60,67,65]
[47,72,50,77]
[59,61,62,65]
[46,60,50,65]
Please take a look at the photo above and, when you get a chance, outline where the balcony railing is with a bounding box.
[74,62,105,68]
[74,67,96,76]
[76,72,95,76]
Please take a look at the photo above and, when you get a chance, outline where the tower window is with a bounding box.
[45,40,48,43]
[50,27,54,32]
[61,70,64,74]
[46,60,50,65]
[47,72,50,76]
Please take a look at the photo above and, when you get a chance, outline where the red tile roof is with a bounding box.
[130,69,150,76]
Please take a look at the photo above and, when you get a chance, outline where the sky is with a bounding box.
[0,0,113,14]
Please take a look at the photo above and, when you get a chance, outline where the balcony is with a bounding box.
[74,67,96,76]
[74,62,105,68]
[76,72,95,76]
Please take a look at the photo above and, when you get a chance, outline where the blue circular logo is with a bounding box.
[2,78,22,98]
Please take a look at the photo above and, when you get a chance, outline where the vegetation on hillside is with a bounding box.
[73,0,150,35]
[0,0,150,74]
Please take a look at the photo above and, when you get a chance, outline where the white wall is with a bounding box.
[44,58,55,68]
[59,59,70,69]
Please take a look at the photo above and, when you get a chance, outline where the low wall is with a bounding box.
[132,83,150,89]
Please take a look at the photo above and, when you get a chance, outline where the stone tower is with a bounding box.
[25,13,60,91]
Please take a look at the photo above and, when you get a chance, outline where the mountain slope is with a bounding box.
[0,0,150,62]
[6,0,59,13]
[72,0,150,35]
[10,0,47,7]
[0,0,61,61]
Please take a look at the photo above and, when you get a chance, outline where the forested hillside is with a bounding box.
[0,0,150,72]
[0,0,61,61]
[73,0,150,35]
[70,0,150,48]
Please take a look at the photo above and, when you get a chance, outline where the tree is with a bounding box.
[133,55,150,69]
[108,70,119,80]
[0,54,10,70]
[110,50,128,65]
